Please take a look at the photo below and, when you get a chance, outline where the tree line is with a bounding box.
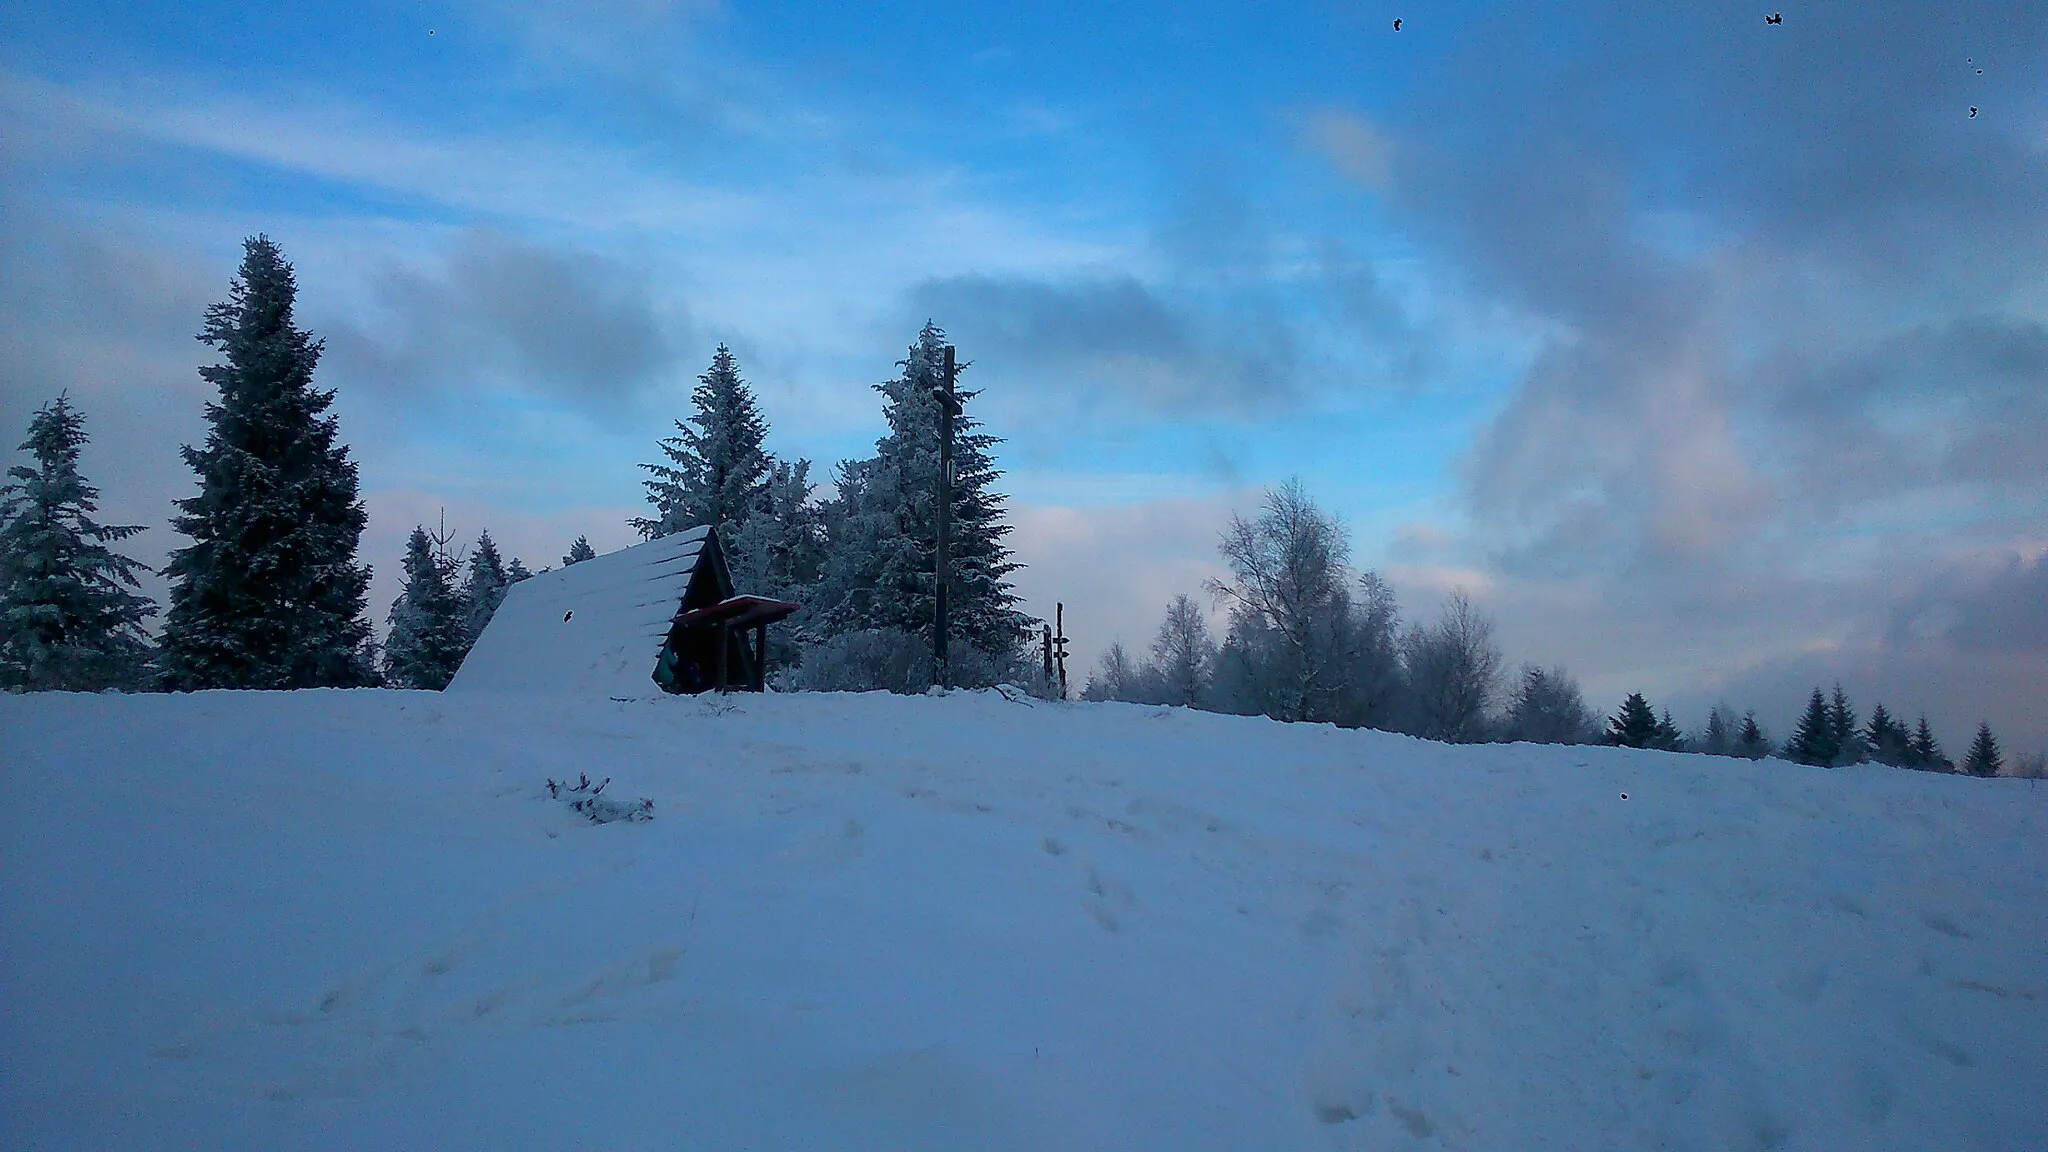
[1077,481,2037,779]
[0,235,1040,697]
[0,232,2038,781]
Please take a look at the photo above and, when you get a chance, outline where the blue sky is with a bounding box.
[3,0,2044,751]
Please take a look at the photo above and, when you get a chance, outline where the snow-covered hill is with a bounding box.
[3,689,2043,1150]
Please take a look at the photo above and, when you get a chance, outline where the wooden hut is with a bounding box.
[446,525,797,698]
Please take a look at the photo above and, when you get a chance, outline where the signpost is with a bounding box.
[1053,602,1069,699]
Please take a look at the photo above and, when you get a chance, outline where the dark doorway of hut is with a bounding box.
[655,594,799,694]
[644,525,799,694]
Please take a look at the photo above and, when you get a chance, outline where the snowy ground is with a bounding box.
[3,688,2044,1151]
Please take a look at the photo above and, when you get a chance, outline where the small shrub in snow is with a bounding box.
[546,773,654,823]
[789,628,1032,694]
[790,628,928,693]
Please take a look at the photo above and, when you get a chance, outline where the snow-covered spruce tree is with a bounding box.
[812,322,1033,669]
[1604,692,1662,748]
[459,529,510,648]
[1332,570,1405,730]
[1908,716,1949,771]
[506,557,534,583]
[745,459,825,594]
[1501,666,1597,744]
[727,457,826,672]
[1656,708,1687,752]
[1736,710,1772,759]
[1151,593,1217,707]
[1962,722,2003,778]
[382,526,466,690]
[1785,688,1839,766]
[1862,703,1911,767]
[1694,704,1735,756]
[0,396,158,691]
[1400,589,1504,743]
[158,236,375,690]
[562,535,596,566]
[633,344,771,541]
[1827,683,1865,765]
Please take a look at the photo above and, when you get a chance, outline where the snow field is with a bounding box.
[2,688,2043,1150]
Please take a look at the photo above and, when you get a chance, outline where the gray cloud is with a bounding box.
[1889,549,2048,658]
[0,199,221,560]
[324,230,691,420]
[1306,0,2048,748]
[906,273,1297,415]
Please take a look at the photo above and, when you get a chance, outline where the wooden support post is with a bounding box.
[934,344,958,689]
[715,621,729,693]
[1054,602,1069,699]
[753,624,767,692]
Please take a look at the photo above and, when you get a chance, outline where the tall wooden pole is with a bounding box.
[933,345,957,688]
[1054,602,1068,699]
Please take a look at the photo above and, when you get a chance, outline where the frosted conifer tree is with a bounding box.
[728,458,825,672]
[1502,666,1596,744]
[728,458,823,600]
[1908,716,1948,771]
[813,322,1033,659]
[0,396,158,691]
[562,535,596,566]
[1863,703,1910,766]
[158,236,375,689]
[1786,688,1839,766]
[459,530,510,646]
[1656,708,1687,752]
[633,345,771,540]
[1603,692,1663,749]
[1827,683,1865,764]
[1962,722,2003,778]
[1736,711,1772,759]
[382,526,466,690]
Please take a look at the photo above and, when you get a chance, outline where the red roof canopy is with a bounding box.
[672,594,800,631]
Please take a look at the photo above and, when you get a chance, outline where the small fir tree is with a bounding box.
[0,397,159,690]
[1700,705,1734,756]
[381,526,466,690]
[562,535,596,566]
[158,235,375,689]
[459,530,510,646]
[1736,710,1772,759]
[727,457,826,674]
[1908,716,1948,771]
[1862,703,1911,767]
[1962,723,2003,778]
[1655,708,1687,752]
[1604,692,1662,749]
[1828,683,1864,764]
[506,558,534,583]
[1786,688,1840,766]
[728,458,824,600]
[1502,665,1597,744]
[634,345,771,541]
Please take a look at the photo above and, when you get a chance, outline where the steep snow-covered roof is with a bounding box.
[446,527,709,698]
